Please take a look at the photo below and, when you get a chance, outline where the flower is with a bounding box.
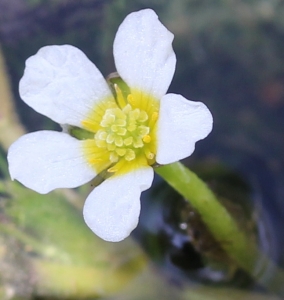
[7,9,213,242]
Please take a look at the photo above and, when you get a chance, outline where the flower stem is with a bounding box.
[155,162,284,294]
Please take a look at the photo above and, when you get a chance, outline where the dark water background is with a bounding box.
[1,0,284,298]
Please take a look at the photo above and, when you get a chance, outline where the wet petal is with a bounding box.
[156,94,213,164]
[113,9,176,100]
[19,45,113,127]
[8,131,96,194]
[83,167,154,242]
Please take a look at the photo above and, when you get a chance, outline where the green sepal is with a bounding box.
[67,126,94,140]
[107,72,131,104]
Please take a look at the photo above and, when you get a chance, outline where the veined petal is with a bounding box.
[83,167,154,242]
[19,45,113,127]
[113,9,176,100]
[8,131,96,194]
[156,94,213,164]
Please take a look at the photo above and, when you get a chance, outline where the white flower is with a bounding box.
[7,9,213,242]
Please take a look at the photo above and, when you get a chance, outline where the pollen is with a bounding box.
[82,88,159,175]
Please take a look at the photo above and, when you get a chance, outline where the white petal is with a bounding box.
[19,45,113,127]
[156,94,213,164]
[113,9,176,99]
[83,167,154,242]
[7,131,96,194]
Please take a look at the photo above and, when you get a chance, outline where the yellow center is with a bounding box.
[81,87,159,176]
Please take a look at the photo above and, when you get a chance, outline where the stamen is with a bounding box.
[133,138,143,148]
[148,111,159,128]
[124,136,133,146]
[97,130,107,140]
[95,140,107,148]
[101,113,115,127]
[122,104,132,114]
[116,148,126,156]
[130,109,140,120]
[142,135,151,143]
[107,159,126,173]
[111,124,118,132]
[89,158,103,164]
[144,149,154,160]
[106,134,115,144]
[125,149,135,161]
[127,124,136,132]
[116,119,126,126]
[117,127,127,136]
[114,136,123,147]
[138,125,150,136]
[151,112,158,121]
[109,152,119,163]
[127,94,135,106]
[107,166,118,173]
[107,143,116,151]
[138,111,148,122]
[84,89,159,174]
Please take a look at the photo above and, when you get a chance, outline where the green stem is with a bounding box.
[155,162,284,295]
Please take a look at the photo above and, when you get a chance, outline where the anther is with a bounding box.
[116,148,126,156]
[127,124,136,132]
[151,112,158,121]
[101,113,115,127]
[138,125,150,136]
[127,94,135,106]
[114,136,123,147]
[89,92,158,170]
[106,134,115,144]
[109,152,119,163]
[133,138,143,148]
[125,149,136,161]
[89,158,103,164]
[145,150,154,160]
[138,111,148,122]
[97,130,107,140]
[117,127,127,136]
[122,104,132,114]
[142,135,151,143]
[116,119,126,126]
[107,166,118,173]
[130,109,140,120]
[95,140,106,148]
[107,143,116,151]
[124,136,133,146]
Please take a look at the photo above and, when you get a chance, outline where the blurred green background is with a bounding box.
[0,0,284,299]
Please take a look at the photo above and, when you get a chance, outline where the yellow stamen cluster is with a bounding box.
[95,104,152,163]
[82,88,159,175]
